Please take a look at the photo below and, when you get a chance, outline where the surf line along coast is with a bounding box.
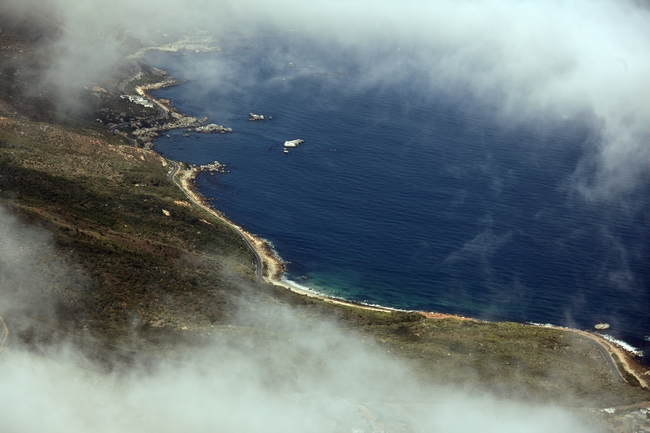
[167,160,395,313]
[111,57,369,309]
[168,166,647,376]
[165,163,650,388]
[121,60,648,388]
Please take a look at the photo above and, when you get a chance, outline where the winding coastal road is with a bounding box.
[110,66,640,383]
[560,326,627,383]
[588,338,625,382]
[166,161,265,282]
[111,61,265,282]
[110,61,142,145]
[118,60,141,94]
[110,60,166,144]
[529,324,628,384]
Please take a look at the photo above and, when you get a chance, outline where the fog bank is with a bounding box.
[0,343,601,433]
[2,0,649,197]
[0,204,606,432]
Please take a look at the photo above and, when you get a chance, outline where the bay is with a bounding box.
[146,35,650,356]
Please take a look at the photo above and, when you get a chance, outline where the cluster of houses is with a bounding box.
[120,94,154,108]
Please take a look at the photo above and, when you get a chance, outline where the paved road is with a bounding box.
[112,62,265,281]
[166,161,265,282]
[167,160,180,181]
[120,60,167,120]
[109,123,137,146]
[589,338,625,382]
[118,61,141,94]
[533,325,626,383]
[110,60,167,145]
[111,60,143,145]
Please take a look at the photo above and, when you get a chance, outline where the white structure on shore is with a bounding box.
[121,94,154,108]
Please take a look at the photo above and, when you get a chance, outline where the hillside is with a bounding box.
[0,12,648,416]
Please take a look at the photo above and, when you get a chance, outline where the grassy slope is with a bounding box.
[0,19,647,409]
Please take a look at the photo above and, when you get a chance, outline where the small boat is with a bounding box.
[594,323,610,330]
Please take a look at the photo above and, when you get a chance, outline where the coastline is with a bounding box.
[170,161,650,388]
[172,163,395,313]
[125,53,649,389]
[175,165,286,281]
[539,325,649,389]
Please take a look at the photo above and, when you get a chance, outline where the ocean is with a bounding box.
[146,34,650,356]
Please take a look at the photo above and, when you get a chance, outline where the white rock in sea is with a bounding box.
[284,139,304,148]
[248,113,265,121]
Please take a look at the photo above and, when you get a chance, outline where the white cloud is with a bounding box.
[15,0,643,198]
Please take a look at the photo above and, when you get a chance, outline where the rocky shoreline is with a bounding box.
[124,79,233,146]
[175,165,286,281]
[193,160,227,173]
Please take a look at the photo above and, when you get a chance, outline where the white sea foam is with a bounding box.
[602,334,644,356]
[280,277,476,315]
[526,322,567,329]
[279,276,413,312]
[279,276,317,293]
[357,301,413,313]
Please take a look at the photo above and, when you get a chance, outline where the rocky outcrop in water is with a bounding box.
[132,116,209,143]
[195,124,233,134]
[132,117,232,144]
[193,160,226,173]
[284,139,304,148]
[248,113,265,121]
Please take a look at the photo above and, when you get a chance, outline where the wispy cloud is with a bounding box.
[3,0,647,197]
[0,205,601,432]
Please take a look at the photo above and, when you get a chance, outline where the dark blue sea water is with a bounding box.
[146,35,650,355]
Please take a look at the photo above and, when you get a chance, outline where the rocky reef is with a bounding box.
[132,116,208,143]
[132,116,232,145]
[195,123,233,134]
[193,160,226,173]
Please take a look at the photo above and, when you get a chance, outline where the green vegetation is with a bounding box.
[1,93,648,409]
[612,353,642,388]
[0,15,647,410]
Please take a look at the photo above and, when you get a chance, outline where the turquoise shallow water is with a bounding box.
[146,35,650,356]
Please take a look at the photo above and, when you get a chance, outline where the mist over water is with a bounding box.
[148,34,650,354]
